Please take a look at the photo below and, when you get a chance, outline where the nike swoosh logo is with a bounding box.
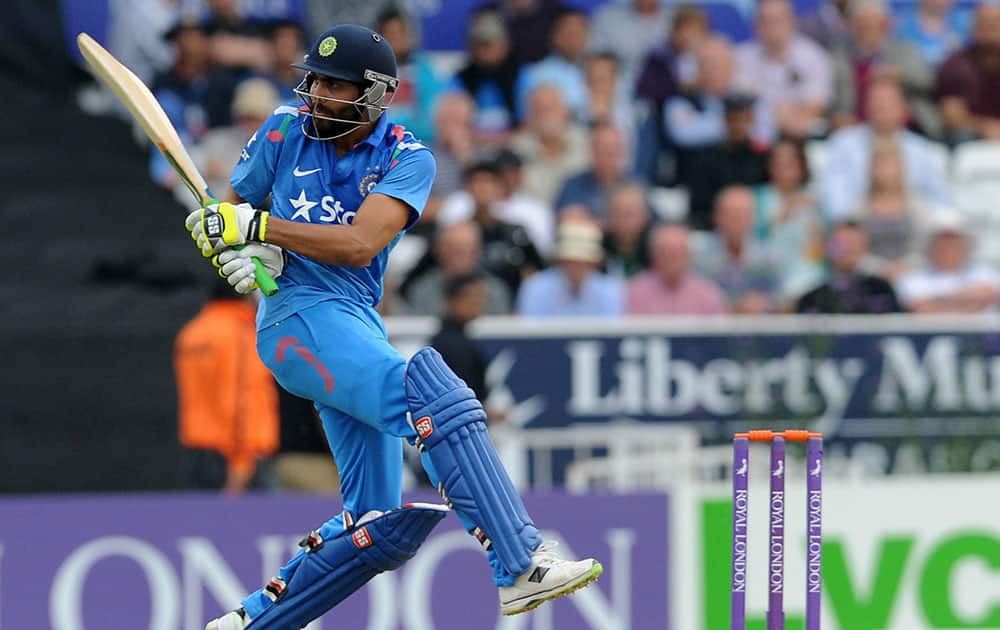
[293,167,321,177]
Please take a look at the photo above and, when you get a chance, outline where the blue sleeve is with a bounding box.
[373,147,436,230]
[598,277,626,316]
[515,275,544,316]
[665,97,723,147]
[230,107,296,205]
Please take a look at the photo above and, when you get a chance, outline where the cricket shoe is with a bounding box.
[499,542,604,615]
[204,607,247,630]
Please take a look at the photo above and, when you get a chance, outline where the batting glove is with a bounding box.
[213,244,285,295]
[185,202,269,257]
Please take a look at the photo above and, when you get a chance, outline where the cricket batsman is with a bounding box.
[186,24,603,630]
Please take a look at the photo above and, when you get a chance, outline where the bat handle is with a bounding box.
[249,252,279,296]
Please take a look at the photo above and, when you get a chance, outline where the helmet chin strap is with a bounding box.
[294,75,396,141]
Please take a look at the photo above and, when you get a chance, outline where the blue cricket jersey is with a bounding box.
[231,105,436,328]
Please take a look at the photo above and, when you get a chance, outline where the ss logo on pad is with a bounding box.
[415,416,434,439]
[352,527,372,549]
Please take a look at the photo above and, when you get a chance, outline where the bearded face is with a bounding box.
[297,74,368,140]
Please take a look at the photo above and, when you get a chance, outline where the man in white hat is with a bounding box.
[896,212,1000,312]
[516,219,624,316]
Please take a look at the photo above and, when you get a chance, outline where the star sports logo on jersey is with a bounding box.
[288,189,356,224]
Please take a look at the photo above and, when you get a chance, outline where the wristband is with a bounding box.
[248,210,269,242]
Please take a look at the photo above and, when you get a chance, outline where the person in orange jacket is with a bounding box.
[175,279,279,493]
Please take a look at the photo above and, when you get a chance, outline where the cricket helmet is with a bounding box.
[292,24,399,138]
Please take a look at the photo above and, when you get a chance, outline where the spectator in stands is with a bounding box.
[429,92,476,201]
[406,221,513,316]
[203,0,273,73]
[431,273,492,402]
[273,389,340,493]
[796,221,903,313]
[204,0,256,35]
[510,83,590,206]
[554,122,628,221]
[493,150,556,257]
[633,5,710,184]
[754,138,825,302]
[174,279,279,493]
[150,18,239,187]
[108,0,176,85]
[628,223,727,315]
[191,78,279,201]
[155,17,240,128]
[263,19,305,102]
[590,0,672,84]
[377,9,441,144]
[830,0,939,138]
[517,8,590,121]
[677,94,770,230]
[896,213,1000,313]
[635,5,710,105]
[820,76,951,219]
[584,52,634,143]
[734,0,832,140]
[692,186,781,314]
[517,220,624,316]
[416,93,477,236]
[894,0,971,69]
[604,182,654,279]
[438,150,556,258]
[303,0,403,38]
[799,0,852,50]
[665,37,772,150]
[451,10,524,140]
[935,3,1000,143]
[404,158,544,296]
[488,0,563,65]
[462,160,545,293]
[853,140,933,281]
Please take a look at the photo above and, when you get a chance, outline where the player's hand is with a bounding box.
[185,202,269,256]
[213,244,285,295]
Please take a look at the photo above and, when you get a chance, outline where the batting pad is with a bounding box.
[246,503,448,630]
[405,347,541,578]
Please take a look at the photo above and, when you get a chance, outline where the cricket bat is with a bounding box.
[76,32,279,296]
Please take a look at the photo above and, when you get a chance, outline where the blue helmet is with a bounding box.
[292,24,398,129]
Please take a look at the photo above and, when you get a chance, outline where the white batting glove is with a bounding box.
[213,244,285,295]
[185,201,269,257]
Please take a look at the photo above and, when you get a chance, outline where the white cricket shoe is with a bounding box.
[205,608,247,630]
[499,542,603,616]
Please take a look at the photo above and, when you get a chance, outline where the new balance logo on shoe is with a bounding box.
[528,567,550,583]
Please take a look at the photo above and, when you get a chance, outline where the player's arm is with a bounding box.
[190,143,433,267]
[263,194,411,267]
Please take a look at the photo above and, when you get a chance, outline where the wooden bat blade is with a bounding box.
[76,32,211,205]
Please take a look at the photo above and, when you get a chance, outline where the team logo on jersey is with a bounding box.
[359,172,381,197]
[318,36,338,57]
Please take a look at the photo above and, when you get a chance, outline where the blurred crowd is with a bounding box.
[115,0,1000,319]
